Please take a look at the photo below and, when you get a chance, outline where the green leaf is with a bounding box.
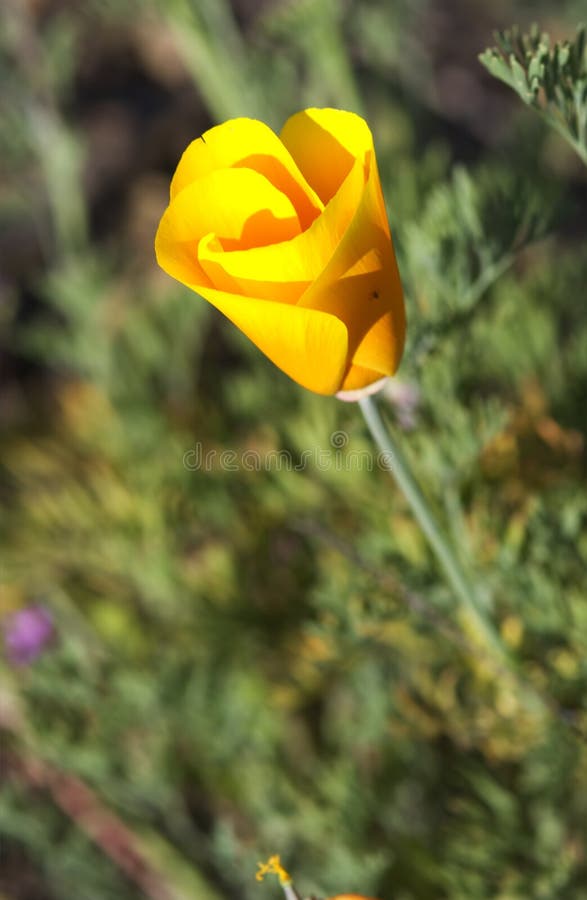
[480,24,587,167]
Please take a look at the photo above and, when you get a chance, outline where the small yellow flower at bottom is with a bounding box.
[256,855,379,900]
[256,856,302,900]
[256,855,292,885]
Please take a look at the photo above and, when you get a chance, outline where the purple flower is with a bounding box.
[3,605,55,666]
[383,380,422,430]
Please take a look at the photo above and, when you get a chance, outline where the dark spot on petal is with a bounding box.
[371,290,379,299]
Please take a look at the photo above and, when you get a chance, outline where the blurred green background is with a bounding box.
[1,1,586,899]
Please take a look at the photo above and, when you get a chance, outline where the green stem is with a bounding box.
[358,394,509,666]
[281,885,303,900]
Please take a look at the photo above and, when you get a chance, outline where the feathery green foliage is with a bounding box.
[1,3,586,900]
[480,23,587,165]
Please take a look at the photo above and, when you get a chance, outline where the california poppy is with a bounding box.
[156,108,405,395]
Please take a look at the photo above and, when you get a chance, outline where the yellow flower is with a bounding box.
[255,855,379,900]
[156,108,405,395]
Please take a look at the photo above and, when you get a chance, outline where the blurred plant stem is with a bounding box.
[5,0,88,258]
[2,748,177,900]
[166,0,264,121]
[358,394,511,668]
[0,691,224,900]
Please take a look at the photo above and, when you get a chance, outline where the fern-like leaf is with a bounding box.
[480,24,587,166]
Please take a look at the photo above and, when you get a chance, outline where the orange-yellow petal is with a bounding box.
[198,233,309,304]
[336,363,384,392]
[298,153,405,388]
[328,895,380,899]
[155,168,301,287]
[197,159,365,303]
[280,108,372,205]
[170,118,324,229]
[194,284,349,395]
